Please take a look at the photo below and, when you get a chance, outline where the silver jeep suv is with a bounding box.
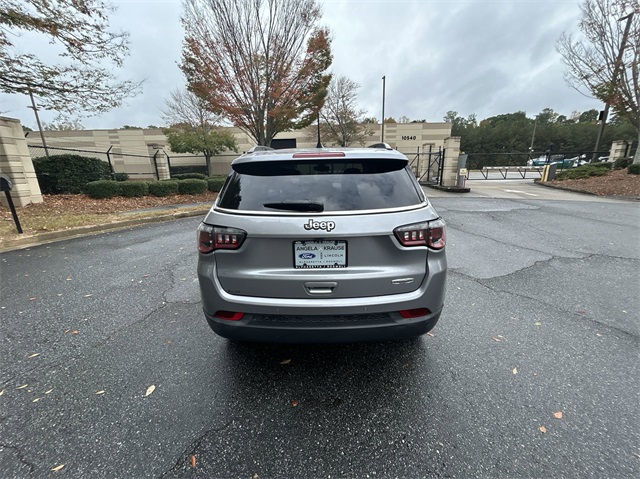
[197,147,447,342]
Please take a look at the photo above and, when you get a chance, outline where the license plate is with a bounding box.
[293,240,347,269]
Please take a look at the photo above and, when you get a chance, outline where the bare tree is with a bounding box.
[162,88,237,176]
[318,76,373,147]
[0,0,142,114]
[557,0,639,162]
[181,0,332,146]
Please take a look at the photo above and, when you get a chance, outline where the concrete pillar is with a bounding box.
[155,152,170,180]
[0,117,43,207]
[609,140,628,162]
[441,136,461,187]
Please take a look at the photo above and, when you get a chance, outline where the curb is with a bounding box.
[532,180,640,201]
[0,208,209,253]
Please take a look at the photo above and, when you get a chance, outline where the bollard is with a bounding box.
[0,174,23,234]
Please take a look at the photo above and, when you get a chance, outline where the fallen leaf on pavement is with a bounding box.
[279,359,292,365]
[0,390,4,396]
[27,353,40,358]
[96,390,105,395]
[32,398,41,403]
[71,330,79,335]
[290,400,299,407]
[253,474,259,479]
[491,336,504,342]
[512,368,518,375]
[28,297,36,301]
[539,426,547,433]
[66,276,72,281]
[84,294,93,298]
[64,329,70,333]
[534,322,542,326]
[426,332,435,337]
[190,455,196,468]
[51,464,65,472]
[17,384,28,389]
[553,411,563,419]
[145,385,156,397]
[45,389,53,394]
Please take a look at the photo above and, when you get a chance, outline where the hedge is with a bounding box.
[614,157,633,170]
[172,173,207,180]
[628,163,640,175]
[207,176,226,192]
[177,178,207,195]
[85,180,121,199]
[113,172,129,181]
[33,154,111,194]
[169,165,208,176]
[556,164,611,181]
[148,180,179,197]
[120,181,149,197]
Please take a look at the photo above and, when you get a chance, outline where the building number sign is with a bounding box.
[401,135,417,141]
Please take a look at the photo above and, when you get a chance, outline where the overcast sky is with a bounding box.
[2,0,603,130]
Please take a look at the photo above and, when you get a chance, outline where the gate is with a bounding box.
[405,145,444,185]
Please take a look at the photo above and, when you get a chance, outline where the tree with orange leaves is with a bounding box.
[181,0,332,146]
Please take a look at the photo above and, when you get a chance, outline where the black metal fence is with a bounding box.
[27,145,238,179]
[465,150,611,171]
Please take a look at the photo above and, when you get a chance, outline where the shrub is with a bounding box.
[33,154,111,194]
[614,157,632,170]
[170,165,208,176]
[120,181,149,197]
[148,180,179,197]
[591,162,612,169]
[113,172,129,181]
[207,176,226,192]
[85,180,121,199]
[172,173,207,180]
[556,164,610,181]
[628,163,640,175]
[177,178,207,195]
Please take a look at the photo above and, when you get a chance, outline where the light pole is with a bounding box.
[593,12,634,160]
[381,76,386,142]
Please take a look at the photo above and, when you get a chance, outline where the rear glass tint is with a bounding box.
[218,159,424,212]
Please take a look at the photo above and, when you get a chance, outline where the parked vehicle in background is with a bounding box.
[196,146,447,343]
[527,154,587,168]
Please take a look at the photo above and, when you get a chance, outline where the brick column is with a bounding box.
[0,117,43,207]
[609,140,628,162]
[441,136,461,187]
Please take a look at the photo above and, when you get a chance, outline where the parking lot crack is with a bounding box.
[0,442,35,475]
[449,270,638,339]
[159,419,234,477]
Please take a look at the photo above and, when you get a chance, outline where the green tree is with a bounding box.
[0,0,141,114]
[163,88,237,176]
[181,0,332,146]
[579,109,599,123]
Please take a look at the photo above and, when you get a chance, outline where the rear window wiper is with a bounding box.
[263,201,324,212]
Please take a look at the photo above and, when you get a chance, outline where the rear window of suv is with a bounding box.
[217,158,425,212]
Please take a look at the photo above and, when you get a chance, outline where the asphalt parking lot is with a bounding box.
[1,181,638,478]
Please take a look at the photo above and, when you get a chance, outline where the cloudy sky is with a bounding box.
[2,0,602,130]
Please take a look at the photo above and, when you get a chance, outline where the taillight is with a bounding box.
[394,219,446,249]
[197,224,246,253]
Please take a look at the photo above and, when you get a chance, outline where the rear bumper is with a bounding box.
[203,308,442,343]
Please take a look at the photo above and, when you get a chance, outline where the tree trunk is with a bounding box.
[634,130,640,164]
[205,153,213,176]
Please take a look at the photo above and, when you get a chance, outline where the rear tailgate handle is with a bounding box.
[304,282,337,294]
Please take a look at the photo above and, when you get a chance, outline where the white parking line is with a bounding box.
[504,189,539,197]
